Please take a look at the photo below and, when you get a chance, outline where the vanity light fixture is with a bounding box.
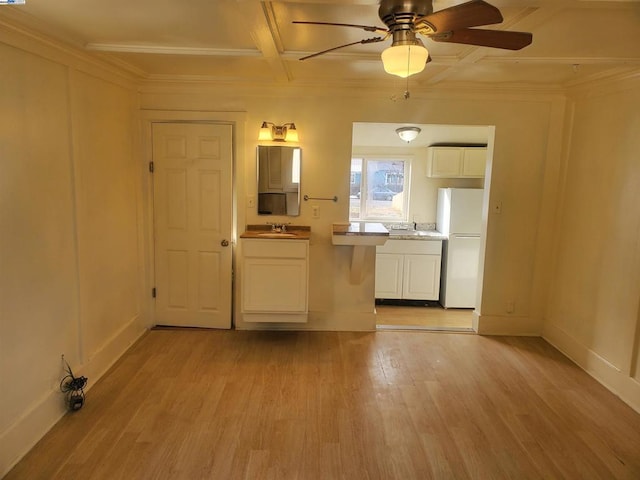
[258,122,299,142]
[396,126,421,143]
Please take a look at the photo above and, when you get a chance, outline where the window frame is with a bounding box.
[349,155,412,223]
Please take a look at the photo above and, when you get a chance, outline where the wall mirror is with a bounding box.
[257,145,301,216]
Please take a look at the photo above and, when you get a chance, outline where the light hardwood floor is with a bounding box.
[376,304,474,330]
[7,329,640,479]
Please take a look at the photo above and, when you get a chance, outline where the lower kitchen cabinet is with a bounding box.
[375,240,442,301]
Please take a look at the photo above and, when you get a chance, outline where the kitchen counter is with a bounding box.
[331,222,389,285]
[332,222,389,237]
[331,222,389,246]
[387,229,447,241]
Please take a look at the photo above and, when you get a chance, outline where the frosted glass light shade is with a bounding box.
[285,125,299,142]
[381,44,428,78]
[258,122,273,141]
[396,126,421,143]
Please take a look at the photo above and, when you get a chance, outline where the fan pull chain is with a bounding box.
[404,46,412,99]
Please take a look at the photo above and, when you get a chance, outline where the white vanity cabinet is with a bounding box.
[241,239,309,322]
[426,146,487,178]
[375,240,442,301]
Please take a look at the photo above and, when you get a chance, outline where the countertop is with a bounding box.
[240,224,311,240]
[331,222,445,242]
[386,229,447,241]
[332,222,389,237]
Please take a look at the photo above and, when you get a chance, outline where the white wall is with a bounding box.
[543,74,640,412]
[139,85,566,335]
[0,30,147,475]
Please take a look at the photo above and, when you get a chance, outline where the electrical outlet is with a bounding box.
[506,301,515,313]
[312,205,320,218]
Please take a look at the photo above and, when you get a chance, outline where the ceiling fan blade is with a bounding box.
[299,36,387,61]
[432,28,533,50]
[292,21,388,34]
[417,0,503,33]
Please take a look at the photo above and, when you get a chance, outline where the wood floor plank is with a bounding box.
[6,330,640,480]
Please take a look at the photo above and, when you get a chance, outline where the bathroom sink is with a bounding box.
[256,232,298,238]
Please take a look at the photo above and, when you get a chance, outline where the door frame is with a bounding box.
[140,111,247,329]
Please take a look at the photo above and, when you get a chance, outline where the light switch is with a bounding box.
[492,200,502,214]
[247,195,256,208]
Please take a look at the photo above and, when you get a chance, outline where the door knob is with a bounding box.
[221,239,229,247]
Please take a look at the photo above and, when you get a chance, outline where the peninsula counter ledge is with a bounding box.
[331,222,389,284]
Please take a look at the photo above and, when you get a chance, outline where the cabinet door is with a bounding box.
[375,253,403,299]
[461,148,487,177]
[242,258,307,312]
[428,147,462,177]
[402,254,441,300]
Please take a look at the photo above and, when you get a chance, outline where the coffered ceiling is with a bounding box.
[3,0,639,89]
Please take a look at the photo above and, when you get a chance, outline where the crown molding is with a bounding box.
[0,9,139,87]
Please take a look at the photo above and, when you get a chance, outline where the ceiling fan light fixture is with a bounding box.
[396,126,421,143]
[381,43,428,78]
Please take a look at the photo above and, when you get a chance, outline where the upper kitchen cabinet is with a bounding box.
[426,146,487,178]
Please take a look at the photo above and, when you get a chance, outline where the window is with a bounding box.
[349,156,410,221]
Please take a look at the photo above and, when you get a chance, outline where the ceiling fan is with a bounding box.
[293,0,533,78]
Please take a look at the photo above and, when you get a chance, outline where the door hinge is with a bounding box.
[149,161,154,173]
[152,287,156,298]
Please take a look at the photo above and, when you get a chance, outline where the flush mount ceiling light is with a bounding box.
[258,122,299,142]
[396,126,421,143]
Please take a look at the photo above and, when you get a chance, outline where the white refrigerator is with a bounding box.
[436,188,484,308]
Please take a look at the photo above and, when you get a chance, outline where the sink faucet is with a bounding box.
[268,222,288,232]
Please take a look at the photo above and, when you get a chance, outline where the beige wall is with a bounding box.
[543,75,640,412]
[3,12,638,476]
[0,35,146,474]
[139,86,565,334]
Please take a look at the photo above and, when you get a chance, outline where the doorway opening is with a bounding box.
[375,300,475,332]
[350,122,494,332]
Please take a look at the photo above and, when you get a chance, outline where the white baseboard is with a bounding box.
[0,316,147,477]
[473,312,542,337]
[474,312,542,336]
[543,323,640,414]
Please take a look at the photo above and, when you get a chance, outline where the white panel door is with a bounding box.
[152,123,232,328]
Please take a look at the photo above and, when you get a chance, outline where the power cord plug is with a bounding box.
[60,356,88,411]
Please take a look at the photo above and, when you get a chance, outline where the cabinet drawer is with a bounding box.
[242,239,308,258]
[377,239,442,255]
